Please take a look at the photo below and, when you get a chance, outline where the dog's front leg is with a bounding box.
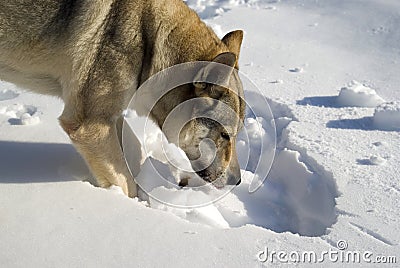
[60,116,137,198]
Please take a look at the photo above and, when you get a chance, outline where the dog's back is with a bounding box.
[1,1,72,94]
[0,1,60,44]
[0,0,122,95]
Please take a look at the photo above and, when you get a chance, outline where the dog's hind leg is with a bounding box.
[60,116,138,198]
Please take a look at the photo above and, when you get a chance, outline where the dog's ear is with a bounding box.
[222,30,244,60]
[212,52,237,67]
[193,52,236,98]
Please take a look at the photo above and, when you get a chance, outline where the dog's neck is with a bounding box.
[138,0,228,84]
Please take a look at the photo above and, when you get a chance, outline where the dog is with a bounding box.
[0,0,245,197]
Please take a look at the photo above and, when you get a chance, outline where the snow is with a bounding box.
[0,103,40,125]
[364,155,387,166]
[1,0,400,267]
[337,81,385,108]
[0,89,19,101]
[126,112,336,235]
[289,67,304,73]
[373,101,400,131]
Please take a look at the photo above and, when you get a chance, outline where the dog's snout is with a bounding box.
[227,173,241,186]
[197,165,241,186]
[196,170,211,182]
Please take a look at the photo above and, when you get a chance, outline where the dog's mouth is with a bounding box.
[177,174,225,189]
[194,170,226,189]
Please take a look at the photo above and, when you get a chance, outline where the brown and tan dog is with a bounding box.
[0,0,245,197]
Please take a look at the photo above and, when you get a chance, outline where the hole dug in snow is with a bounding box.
[124,88,337,237]
[137,147,338,236]
[218,149,338,236]
[220,90,338,236]
[128,106,337,236]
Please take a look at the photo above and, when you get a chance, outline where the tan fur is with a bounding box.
[0,0,245,197]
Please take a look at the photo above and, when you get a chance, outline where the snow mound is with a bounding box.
[366,155,387,166]
[289,67,304,73]
[0,89,19,101]
[185,0,227,18]
[337,81,385,107]
[0,104,40,125]
[19,113,41,125]
[373,101,400,131]
[184,0,276,19]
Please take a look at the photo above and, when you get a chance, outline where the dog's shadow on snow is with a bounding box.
[0,141,91,184]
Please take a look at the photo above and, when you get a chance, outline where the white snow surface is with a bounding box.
[1,0,399,267]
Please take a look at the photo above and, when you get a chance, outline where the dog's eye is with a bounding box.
[221,132,230,140]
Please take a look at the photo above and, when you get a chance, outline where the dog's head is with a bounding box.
[179,30,245,188]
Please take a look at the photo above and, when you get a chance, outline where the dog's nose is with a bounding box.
[227,174,241,186]
[196,169,211,182]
